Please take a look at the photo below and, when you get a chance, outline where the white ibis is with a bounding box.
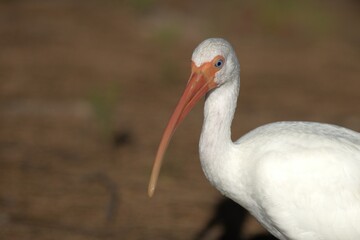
[148,38,360,240]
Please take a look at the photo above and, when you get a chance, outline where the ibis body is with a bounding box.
[148,38,360,240]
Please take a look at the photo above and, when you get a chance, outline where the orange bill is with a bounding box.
[148,58,222,197]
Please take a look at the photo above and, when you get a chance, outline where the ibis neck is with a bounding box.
[199,77,240,187]
[200,77,239,150]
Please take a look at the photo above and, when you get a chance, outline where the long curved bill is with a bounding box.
[148,61,218,197]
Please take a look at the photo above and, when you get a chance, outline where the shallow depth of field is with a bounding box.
[0,1,359,239]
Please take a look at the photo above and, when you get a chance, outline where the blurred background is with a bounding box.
[0,0,359,239]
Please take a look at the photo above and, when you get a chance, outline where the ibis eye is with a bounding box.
[215,59,224,68]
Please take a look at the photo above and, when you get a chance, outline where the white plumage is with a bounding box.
[149,38,360,240]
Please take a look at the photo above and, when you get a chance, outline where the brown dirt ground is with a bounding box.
[0,1,359,239]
